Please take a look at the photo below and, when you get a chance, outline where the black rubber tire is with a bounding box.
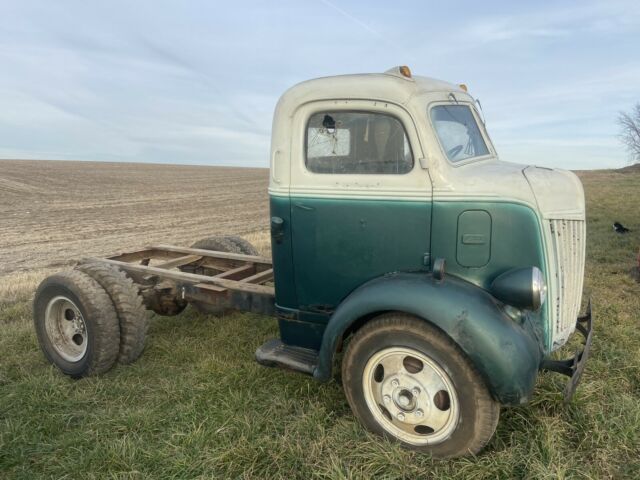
[76,262,148,364]
[181,236,242,278]
[33,270,120,378]
[224,235,260,256]
[341,313,500,458]
[190,235,259,256]
[184,235,258,315]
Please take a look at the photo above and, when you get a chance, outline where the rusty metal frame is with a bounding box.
[87,244,275,315]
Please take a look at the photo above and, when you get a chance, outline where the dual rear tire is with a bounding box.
[33,264,148,378]
[33,235,258,376]
[76,262,148,364]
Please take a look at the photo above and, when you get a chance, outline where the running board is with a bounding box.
[255,339,318,375]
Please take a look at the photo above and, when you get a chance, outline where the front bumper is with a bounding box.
[541,299,593,402]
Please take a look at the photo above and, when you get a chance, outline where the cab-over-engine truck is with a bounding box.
[33,66,592,458]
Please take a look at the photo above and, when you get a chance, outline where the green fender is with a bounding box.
[312,272,543,405]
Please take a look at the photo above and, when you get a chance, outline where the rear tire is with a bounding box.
[223,235,260,256]
[190,235,259,257]
[183,235,258,315]
[33,270,120,378]
[341,313,499,458]
[76,262,148,364]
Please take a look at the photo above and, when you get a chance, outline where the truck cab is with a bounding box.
[264,66,591,455]
[270,66,585,350]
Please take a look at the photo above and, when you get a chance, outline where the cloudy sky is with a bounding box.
[0,0,638,169]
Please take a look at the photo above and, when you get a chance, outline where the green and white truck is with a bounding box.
[33,66,592,458]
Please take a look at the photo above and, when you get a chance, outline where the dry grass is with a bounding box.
[1,160,639,479]
[0,269,56,304]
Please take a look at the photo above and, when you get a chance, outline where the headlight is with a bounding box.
[490,266,547,311]
[531,266,547,310]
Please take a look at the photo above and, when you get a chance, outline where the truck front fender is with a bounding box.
[313,272,542,405]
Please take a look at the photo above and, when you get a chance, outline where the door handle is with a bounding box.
[271,216,284,244]
[294,202,314,211]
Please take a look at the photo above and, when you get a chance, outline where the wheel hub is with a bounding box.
[44,296,88,362]
[362,347,460,446]
[393,388,416,411]
[381,375,429,424]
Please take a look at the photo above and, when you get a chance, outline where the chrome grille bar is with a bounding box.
[547,219,586,347]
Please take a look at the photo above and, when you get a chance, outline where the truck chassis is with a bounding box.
[95,244,276,317]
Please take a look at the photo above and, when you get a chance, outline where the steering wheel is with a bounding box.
[447,144,463,158]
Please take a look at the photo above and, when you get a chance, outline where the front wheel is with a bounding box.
[341,313,499,458]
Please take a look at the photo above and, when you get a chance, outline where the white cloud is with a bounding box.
[0,0,637,168]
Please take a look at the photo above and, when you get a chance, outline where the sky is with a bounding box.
[0,0,638,170]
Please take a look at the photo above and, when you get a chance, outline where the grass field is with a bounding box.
[1,160,639,479]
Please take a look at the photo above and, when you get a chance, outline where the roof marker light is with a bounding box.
[399,65,412,78]
[459,84,468,92]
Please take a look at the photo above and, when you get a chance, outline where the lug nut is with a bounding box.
[383,395,391,403]
[416,409,423,417]
[412,387,420,395]
[391,379,399,387]
[397,413,405,421]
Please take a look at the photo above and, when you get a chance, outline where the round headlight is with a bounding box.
[490,266,547,311]
[531,266,547,310]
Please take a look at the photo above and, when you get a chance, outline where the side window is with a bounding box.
[305,111,413,174]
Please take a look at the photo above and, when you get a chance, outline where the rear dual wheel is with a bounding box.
[342,313,500,458]
[76,262,148,364]
[34,270,120,377]
[33,264,148,378]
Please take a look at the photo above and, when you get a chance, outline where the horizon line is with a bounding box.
[1,157,636,173]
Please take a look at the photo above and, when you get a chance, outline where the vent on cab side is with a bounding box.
[456,210,492,268]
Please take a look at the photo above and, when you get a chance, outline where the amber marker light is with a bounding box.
[399,65,412,78]
[459,83,468,92]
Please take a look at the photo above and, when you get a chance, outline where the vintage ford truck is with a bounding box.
[33,66,592,457]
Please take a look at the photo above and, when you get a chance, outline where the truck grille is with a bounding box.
[547,219,586,347]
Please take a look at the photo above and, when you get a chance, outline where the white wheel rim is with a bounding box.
[44,296,88,362]
[362,346,460,446]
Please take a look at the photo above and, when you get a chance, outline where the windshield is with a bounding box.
[430,105,489,162]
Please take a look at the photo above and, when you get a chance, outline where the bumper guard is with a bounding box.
[541,299,593,402]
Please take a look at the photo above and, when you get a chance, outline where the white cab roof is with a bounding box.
[276,71,466,113]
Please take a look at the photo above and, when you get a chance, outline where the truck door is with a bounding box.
[289,101,432,314]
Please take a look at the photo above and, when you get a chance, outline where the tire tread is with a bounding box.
[76,262,148,364]
[33,270,120,376]
[185,235,258,315]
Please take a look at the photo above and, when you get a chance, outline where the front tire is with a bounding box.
[341,313,499,458]
[33,270,120,378]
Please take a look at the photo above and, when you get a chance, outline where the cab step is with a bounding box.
[255,338,318,375]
